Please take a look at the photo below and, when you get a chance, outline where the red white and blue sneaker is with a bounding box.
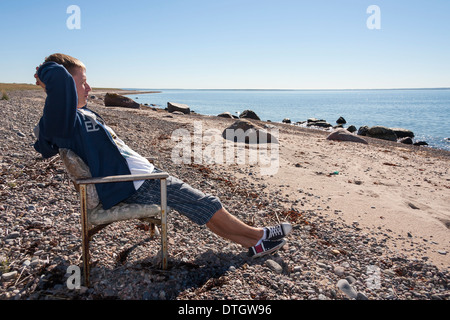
[264,222,293,241]
[248,239,286,258]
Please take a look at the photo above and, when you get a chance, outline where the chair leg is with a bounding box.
[79,184,90,287]
[160,178,168,270]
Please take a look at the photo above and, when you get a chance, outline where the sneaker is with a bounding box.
[264,222,292,241]
[248,239,286,258]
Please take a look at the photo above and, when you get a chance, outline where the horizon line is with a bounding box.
[123,86,450,91]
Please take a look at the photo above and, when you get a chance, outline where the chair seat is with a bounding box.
[89,202,164,226]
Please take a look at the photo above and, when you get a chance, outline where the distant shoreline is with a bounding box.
[0,83,162,95]
[92,88,162,95]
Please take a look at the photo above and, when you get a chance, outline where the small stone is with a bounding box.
[6,231,20,239]
[2,271,18,281]
[437,250,447,255]
[345,275,356,284]
[334,266,345,276]
[356,292,369,300]
[337,279,358,299]
[30,258,43,267]
[293,266,302,273]
[265,259,283,274]
[331,249,341,255]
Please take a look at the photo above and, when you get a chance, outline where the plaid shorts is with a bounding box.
[123,168,223,225]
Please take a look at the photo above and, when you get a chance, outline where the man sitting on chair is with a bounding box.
[33,53,291,258]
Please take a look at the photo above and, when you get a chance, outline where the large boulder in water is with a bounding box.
[104,93,140,109]
[366,126,397,141]
[336,116,347,125]
[307,118,332,128]
[399,137,413,144]
[239,110,261,121]
[391,128,414,139]
[357,126,369,136]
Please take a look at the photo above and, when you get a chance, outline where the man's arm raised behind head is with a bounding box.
[33,62,78,158]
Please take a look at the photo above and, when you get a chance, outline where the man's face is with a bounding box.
[71,67,91,109]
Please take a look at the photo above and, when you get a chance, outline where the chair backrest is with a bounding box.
[59,148,100,209]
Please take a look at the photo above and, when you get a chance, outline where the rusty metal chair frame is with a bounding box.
[76,172,169,287]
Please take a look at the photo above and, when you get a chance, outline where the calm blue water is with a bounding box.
[125,89,450,151]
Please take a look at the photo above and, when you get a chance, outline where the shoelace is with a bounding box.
[267,225,283,238]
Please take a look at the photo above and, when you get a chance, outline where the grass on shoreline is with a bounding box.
[0,83,42,92]
[1,90,9,100]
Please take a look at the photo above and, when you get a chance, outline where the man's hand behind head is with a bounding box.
[34,65,45,90]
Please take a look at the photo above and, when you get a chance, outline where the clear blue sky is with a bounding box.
[1,0,449,89]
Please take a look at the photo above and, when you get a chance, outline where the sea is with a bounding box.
[124,89,450,151]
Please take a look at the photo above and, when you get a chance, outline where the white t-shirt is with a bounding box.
[78,109,154,190]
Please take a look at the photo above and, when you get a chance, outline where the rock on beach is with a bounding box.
[391,128,415,139]
[265,259,283,274]
[326,128,368,144]
[222,119,278,144]
[366,126,398,141]
[358,125,416,143]
[104,93,140,109]
[336,279,358,299]
[239,109,261,121]
[217,112,237,119]
[167,102,190,114]
[336,116,346,125]
[307,118,332,128]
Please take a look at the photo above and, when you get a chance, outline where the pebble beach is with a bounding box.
[0,88,449,301]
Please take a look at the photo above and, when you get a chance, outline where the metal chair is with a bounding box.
[59,148,169,287]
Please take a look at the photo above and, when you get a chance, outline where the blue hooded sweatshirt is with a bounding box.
[34,61,136,210]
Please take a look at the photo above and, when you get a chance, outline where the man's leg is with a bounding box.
[206,207,264,248]
[122,174,289,252]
